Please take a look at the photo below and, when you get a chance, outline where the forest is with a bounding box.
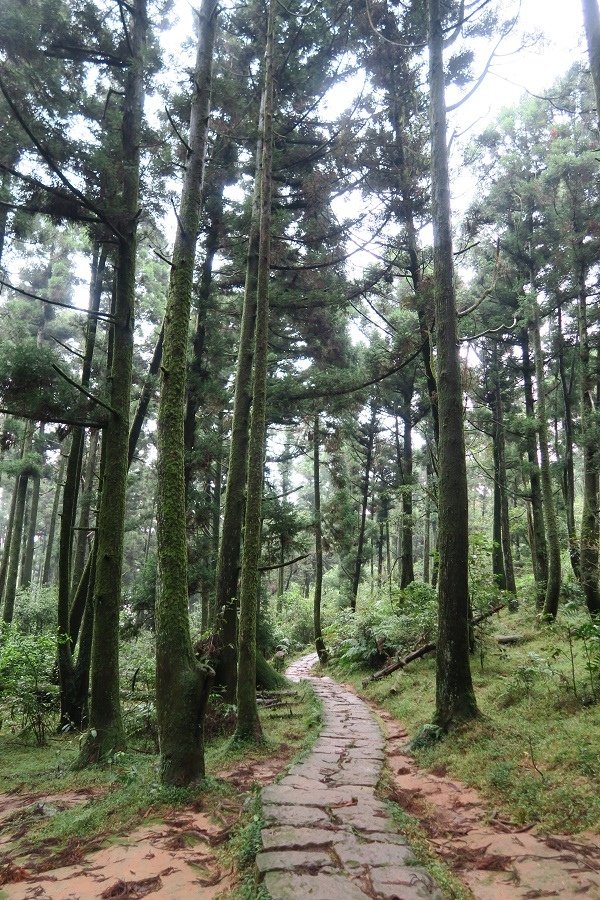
[0,0,600,896]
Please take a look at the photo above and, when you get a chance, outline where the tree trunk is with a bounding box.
[234,0,276,744]
[491,434,506,589]
[520,329,548,604]
[2,469,29,623]
[0,474,19,599]
[424,463,432,584]
[400,399,415,588]
[530,298,561,620]
[313,414,327,663]
[57,426,86,729]
[155,0,218,785]
[351,403,377,610]
[577,263,600,615]
[556,306,579,578]
[428,0,477,728]
[214,71,266,702]
[495,375,517,600]
[82,0,148,763]
[42,447,67,585]
[71,429,99,597]
[582,0,600,131]
[20,424,43,590]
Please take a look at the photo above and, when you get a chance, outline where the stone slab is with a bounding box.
[264,870,371,899]
[256,849,332,873]
[261,826,346,851]
[262,804,331,827]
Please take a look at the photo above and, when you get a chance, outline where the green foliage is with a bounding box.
[0,624,58,745]
[273,586,314,648]
[13,585,57,633]
[0,338,84,421]
[497,652,556,707]
[328,581,437,669]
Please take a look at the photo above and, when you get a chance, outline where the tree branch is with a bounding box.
[0,279,115,322]
[51,364,119,417]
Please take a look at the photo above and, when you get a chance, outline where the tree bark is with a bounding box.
[520,329,548,604]
[351,402,377,610]
[556,306,579,578]
[313,414,327,663]
[155,0,218,785]
[428,0,478,728]
[582,0,600,131]
[530,297,561,620]
[577,263,600,614]
[213,76,266,702]
[82,0,148,763]
[42,446,66,585]
[233,0,276,744]
[2,468,29,622]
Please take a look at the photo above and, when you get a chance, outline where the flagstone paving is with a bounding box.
[257,653,443,899]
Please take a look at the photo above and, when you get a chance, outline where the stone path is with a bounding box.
[257,653,443,899]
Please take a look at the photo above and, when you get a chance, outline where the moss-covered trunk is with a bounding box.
[428,0,477,729]
[20,463,40,590]
[71,429,99,596]
[0,475,19,599]
[400,394,415,589]
[2,469,29,623]
[155,0,218,785]
[520,330,548,605]
[530,298,561,620]
[233,0,276,744]
[577,264,600,615]
[42,447,66,585]
[556,307,579,579]
[583,0,600,131]
[213,96,265,702]
[82,0,147,763]
[351,403,377,610]
[313,415,327,663]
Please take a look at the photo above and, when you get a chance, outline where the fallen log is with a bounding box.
[363,603,505,685]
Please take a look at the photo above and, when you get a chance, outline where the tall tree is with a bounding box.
[82,0,148,762]
[233,0,276,744]
[155,0,219,785]
[428,0,477,728]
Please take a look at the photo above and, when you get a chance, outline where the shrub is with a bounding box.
[328,581,438,670]
[0,624,58,745]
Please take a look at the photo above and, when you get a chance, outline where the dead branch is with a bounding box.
[363,603,505,684]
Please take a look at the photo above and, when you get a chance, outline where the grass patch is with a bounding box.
[334,603,600,834]
[0,682,321,875]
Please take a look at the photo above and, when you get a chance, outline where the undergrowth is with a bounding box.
[336,598,600,834]
[0,681,321,882]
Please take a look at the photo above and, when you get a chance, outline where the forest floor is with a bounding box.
[1,636,599,899]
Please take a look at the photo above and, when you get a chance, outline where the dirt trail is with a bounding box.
[258,653,600,900]
[257,653,443,899]
[0,751,285,899]
[382,710,600,899]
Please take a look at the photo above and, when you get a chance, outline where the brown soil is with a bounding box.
[0,752,297,900]
[379,708,600,899]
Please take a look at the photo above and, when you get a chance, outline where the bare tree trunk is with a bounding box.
[530,295,561,620]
